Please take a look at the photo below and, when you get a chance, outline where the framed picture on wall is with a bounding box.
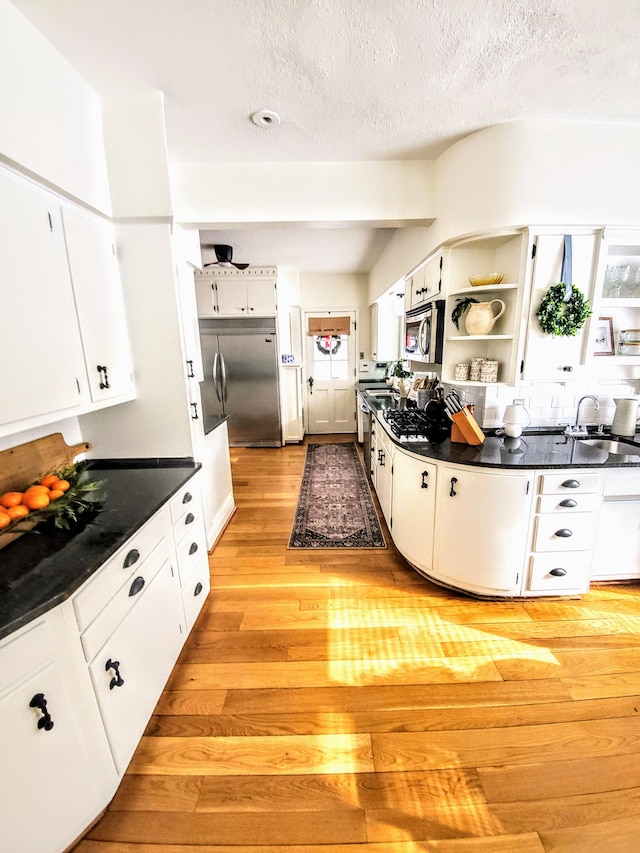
[594,317,614,356]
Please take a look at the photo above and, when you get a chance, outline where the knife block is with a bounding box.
[450,407,485,445]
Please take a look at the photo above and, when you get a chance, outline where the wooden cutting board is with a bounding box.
[0,433,91,495]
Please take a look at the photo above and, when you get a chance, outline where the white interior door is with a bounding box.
[305,311,356,434]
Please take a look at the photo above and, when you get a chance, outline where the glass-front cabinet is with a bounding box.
[587,228,640,366]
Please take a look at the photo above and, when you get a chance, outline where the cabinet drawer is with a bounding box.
[0,619,50,696]
[182,562,210,632]
[538,472,601,495]
[537,492,600,514]
[527,552,591,592]
[80,538,170,663]
[169,476,201,526]
[73,511,167,632]
[533,513,596,552]
[175,513,207,587]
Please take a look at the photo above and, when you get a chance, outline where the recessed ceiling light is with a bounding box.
[251,109,281,128]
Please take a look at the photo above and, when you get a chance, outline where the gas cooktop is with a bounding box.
[383,408,432,442]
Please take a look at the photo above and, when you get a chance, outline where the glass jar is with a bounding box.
[618,341,640,356]
[619,329,640,343]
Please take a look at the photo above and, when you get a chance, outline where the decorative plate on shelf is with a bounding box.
[469,273,504,287]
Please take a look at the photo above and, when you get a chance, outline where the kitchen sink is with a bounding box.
[578,437,640,457]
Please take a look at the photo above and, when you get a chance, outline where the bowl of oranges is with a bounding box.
[0,464,104,548]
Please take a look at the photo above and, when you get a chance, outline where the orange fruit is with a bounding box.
[51,479,71,493]
[26,484,50,494]
[49,489,64,500]
[7,505,29,520]
[40,474,58,488]
[22,492,50,510]
[0,513,11,529]
[0,492,24,508]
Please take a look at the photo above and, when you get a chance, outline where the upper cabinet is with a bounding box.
[0,170,87,431]
[586,228,640,366]
[370,300,401,361]
[0,167,135,438]
[61,206,134,403]
[521,230,600,381]
[405,250,445,311]
[441,230,530,387]
[195,267,277,317]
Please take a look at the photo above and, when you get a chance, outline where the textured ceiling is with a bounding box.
[11,0,640,273]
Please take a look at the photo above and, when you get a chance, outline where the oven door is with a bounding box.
[418,305,433,360]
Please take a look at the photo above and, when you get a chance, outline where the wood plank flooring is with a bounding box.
[76,435,640,852]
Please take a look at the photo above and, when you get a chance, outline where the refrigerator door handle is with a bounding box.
[212,352,222,402]
[220,353,228,403]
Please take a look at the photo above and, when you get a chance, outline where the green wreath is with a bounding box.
[536,283,592,337]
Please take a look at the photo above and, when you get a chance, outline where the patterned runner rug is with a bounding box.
[288,443,386,549]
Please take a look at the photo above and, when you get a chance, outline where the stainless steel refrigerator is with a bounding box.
[198,317,282,446]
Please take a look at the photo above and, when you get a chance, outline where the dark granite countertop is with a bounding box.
[361,390,640,470]
[0,459,200,642]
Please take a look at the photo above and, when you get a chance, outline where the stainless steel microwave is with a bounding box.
[404,299,445,363]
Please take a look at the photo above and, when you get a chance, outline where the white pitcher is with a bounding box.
[611,396,640,437]
[465,300,506,335]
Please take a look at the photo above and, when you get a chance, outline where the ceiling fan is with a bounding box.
[202,244,249,270]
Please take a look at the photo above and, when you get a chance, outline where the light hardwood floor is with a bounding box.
[77,436,640,852]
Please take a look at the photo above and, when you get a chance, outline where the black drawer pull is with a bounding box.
[123,548,140,569]
[129,576,145,596]
[449,477,457,497]
[559,499,577,508]
[29,693,54,731]
[194,582,203,596]
[550,567,567,577]
[182,492,193,504]
[421,471,429,489]
[188,542,198,555]
[561,479,580,489]
[184,512,195,525]
[554,528,573,538]
[105,658,124,690]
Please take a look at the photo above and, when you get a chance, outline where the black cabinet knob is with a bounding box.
[29,693,54,731]
[123,548,140,569]
[128,576,145,596]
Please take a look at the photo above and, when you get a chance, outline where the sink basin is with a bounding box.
[578,437,640,456]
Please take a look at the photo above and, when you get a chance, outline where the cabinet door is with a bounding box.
[374,430,393,527]
[0,659,101,853]
[215,278,248,314]
[62,207,134,403]
[434,466,531,595]
[246,278,277,315]
[591,499,640,580]
[391,450,436,575]
[371,301,401,361]
[522,232,598,380]
[0,170,85,429]
[88,559,182,774]
[195,276,218,316]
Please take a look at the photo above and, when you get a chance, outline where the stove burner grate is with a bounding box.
[383,408,433,440]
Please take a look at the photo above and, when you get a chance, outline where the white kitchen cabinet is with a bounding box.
[442,230,529,387]
[521,230,599,380]
[390,447,437,576]
[405,250,445,311]
[372,421,394,527]
[591,468,640,581]
[370,300,401,361]
[0,169,86,433]
[61,206,135,404]
[168,472,210,631]
[586,227,640,367]
[0,617,106,853]
[282,365,305,442]
[433,464,532,596]
[524,470,603,595]
[195,267,277,317]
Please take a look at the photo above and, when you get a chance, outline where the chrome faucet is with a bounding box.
[566,395,599,436]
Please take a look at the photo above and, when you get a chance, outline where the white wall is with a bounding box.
[170,160,435,226]
[0,0,111,212]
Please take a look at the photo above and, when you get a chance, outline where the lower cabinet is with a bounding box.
[591,469,640,581]
[0,615,112,853]
[390,449,437,576]
[2,469,210,852]
[433,464,532,596]
[373,422,394,527]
